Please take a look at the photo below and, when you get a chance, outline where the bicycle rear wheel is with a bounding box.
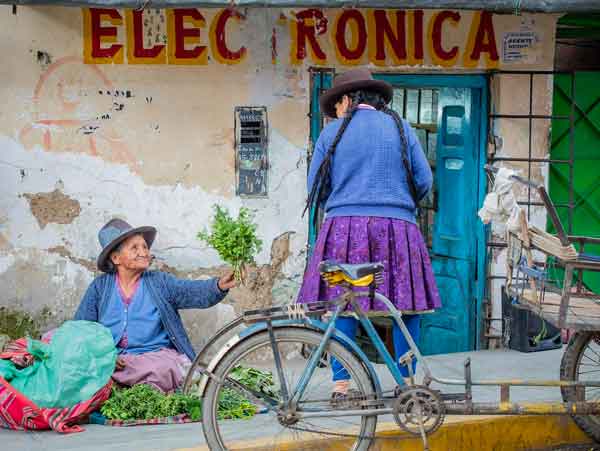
[561,331,600,441]
[201,327,377,451]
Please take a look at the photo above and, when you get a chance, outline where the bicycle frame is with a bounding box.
[284,287,600,419]
[190,286,600,421]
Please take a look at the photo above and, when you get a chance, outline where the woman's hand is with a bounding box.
[115,357,126,371]
[218,271,236,291]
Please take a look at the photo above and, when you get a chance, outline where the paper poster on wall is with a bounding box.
[502,31,539,63]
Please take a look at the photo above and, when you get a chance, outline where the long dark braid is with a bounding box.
[303,92,364,222]
[304,91,419,230]
[381,106,419,204]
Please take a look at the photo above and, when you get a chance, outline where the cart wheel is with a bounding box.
[560,331,600,442]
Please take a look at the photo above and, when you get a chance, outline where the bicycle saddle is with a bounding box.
[319,260,384,281]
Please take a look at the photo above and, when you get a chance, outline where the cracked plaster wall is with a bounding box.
[0,6,557,350]
[0,6,309,349]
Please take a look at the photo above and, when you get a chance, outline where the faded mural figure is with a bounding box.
[296,68,441,404]
[74,218,236,392]
[19,56,138,170]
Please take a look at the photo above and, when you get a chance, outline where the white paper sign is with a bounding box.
[502,31,539,63]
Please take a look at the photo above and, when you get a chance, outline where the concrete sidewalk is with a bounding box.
[1,346,596,451]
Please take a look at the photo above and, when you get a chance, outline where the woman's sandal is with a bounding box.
[330,388,362,408]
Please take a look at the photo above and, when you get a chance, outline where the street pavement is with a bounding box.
[1,346,575,451]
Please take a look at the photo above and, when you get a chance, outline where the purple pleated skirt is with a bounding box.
[296,216,441,313]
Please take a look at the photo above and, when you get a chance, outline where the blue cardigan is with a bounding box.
[74,271,227,360]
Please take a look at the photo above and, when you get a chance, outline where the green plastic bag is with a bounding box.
[0,320,117,408]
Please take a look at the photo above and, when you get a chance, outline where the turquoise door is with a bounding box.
[309,73,487,354]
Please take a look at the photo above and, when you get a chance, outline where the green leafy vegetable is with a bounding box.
[100,385,202,421]
[100,366,276,422]
[229,365,278,398]
[217,388,256,420]
[197,205,262,283]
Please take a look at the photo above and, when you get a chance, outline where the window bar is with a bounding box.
[527,73,534,221]
[517,201,572,208]
[490,114,570,120]
[417,89,422,124]
[403,88,408,118]
[568,74,576,235]
[484,70,579,344]
[491,157,570,164]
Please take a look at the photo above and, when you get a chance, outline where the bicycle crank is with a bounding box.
[393,385,445,450]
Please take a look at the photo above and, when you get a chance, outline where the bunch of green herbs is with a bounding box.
[229,365,277,398]
[100,384,202,421]
[217,366,277,420]
[100,366,276,421]
[197,205,262,283]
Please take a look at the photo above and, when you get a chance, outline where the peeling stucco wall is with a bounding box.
[23,188,82,229]
[0,6,310,349]
[0,5,557,351]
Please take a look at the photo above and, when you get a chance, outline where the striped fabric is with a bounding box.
[88,411,197,427]
[0,338,35,368]
[0,337,113,433]
[0,376,112,433]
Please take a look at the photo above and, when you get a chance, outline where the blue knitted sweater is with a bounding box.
[308,109,433,224]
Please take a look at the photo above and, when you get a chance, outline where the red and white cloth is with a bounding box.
[0,338,112,433]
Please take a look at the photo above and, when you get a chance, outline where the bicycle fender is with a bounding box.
[195,319,382,398]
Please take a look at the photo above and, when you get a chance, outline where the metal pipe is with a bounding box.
[3,0,600,11]
[527,73,533,221]
[445,401,600,415]
[568,74,576,235]
[490,114,570,120]
[490,157,570,164]
[432,377,600,387]
[491,70,576,75]
[299,407,393,419]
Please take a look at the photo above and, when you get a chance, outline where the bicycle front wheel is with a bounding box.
[201,327,377,451]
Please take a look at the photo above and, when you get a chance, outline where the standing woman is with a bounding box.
[297,68,441,402]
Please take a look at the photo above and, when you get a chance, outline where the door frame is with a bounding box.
[308,71,489,350]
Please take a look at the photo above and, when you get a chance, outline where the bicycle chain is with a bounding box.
[284,388,445,442]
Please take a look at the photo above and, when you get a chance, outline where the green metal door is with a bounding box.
[550,72,600,294]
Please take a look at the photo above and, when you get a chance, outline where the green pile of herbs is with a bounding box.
[100,366,276,421]
[100,385,202,421]
[197,205,262,283]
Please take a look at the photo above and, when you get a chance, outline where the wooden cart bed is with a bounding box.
[511,288,600,331]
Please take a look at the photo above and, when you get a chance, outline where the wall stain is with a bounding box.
[36,50,52,69]
[22,189,81,229]
[47,245,97,273]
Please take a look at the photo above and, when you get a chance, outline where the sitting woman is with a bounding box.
[74,218,236,393]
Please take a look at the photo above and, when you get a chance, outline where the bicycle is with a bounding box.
[183,167,600,451]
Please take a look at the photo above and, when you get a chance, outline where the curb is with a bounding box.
[179,415,595,451]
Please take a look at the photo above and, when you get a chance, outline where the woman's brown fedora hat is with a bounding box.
[319,68,393,119]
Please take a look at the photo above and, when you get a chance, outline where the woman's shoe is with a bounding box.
[330,388,362,408]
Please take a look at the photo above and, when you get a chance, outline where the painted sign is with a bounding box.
[82,8,551,69]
